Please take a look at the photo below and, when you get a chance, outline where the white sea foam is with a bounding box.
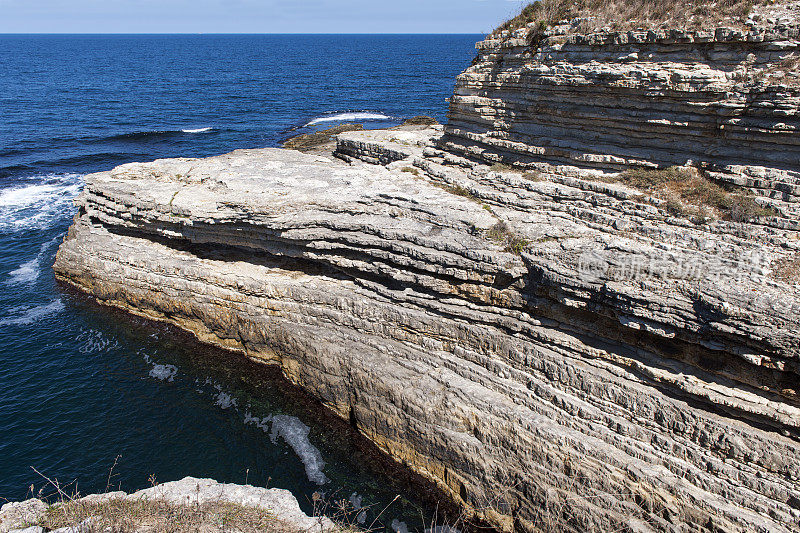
[76,329,117,354]
[0,175,83,232]
[149,364,178,382]
[349,492,363,510]
[214,391,237,410]
[143,353,178,382]
[7,258,40,285]
[391,520,409,533]
[270,415,329,485]
[350,493,366,524]
[304,112,392,127]
[0,299,65,326]
[243,411,273,432]
[7,236,61,286]
[182,127,213,133]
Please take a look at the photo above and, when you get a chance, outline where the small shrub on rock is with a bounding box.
[729,195,778,222]
[487,221,530,255]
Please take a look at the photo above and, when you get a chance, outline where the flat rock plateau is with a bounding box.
[51,3,800,532]
[0,477,333,533]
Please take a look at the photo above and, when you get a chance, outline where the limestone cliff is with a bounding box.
[441,1,800,221]
[52,5,800,533]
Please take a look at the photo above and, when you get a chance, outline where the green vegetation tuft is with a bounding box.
[438,183,479,200]
[487,221,530,255]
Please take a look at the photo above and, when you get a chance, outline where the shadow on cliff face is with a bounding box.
[521,262,800,441]
[47,284,479,533]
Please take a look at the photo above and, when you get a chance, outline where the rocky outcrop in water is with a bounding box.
[53,9,800,533]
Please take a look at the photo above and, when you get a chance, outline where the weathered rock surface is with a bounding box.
[52,118,800,532]
[49,4,800,530]
[0,477,332,533]
[441,11,800,222]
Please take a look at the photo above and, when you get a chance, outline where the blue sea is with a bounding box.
[0,34,479,527]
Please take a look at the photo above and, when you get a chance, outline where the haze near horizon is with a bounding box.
[0,0,526,34]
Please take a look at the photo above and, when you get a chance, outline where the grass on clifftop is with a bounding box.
[602,166,778,222]
[492,0,768,36]
[30,498,296,533]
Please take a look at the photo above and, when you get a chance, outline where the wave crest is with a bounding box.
[304,112,392,127]
[0,174,83,233]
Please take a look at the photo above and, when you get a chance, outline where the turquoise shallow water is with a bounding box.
[0,34,480,528]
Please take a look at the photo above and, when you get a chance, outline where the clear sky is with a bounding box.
[0,0,527,34]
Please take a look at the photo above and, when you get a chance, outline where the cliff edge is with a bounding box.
[0,477,334,533]
[52,3,800,532]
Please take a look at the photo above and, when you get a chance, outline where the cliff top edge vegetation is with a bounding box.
[492,0,794,36]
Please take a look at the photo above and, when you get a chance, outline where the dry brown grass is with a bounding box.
[489,162,515,173]
[600,166,778,222]
[522,171,545,182]
[772,254,800,283]
[400,116,440,126]
[283,123,364,152]
[492,0,768,37]
[30,498,292,533]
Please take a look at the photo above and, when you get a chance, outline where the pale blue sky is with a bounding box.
[0,0,527,34]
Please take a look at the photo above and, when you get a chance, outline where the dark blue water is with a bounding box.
[0,34,479,527]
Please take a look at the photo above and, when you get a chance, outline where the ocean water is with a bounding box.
[0,34,479,527]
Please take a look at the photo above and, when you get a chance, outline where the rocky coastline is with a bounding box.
[0,477,333,533]
[50,4,800,533]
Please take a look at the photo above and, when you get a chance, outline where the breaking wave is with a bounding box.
[304,112,393,127]
[103,128,216,142]
[0,174,83,233]
[243,411,329,485]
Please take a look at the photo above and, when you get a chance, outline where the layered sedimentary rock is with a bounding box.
[53,118,800,532]
[441,11,800,219]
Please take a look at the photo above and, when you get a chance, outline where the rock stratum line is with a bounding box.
[53,13,800,533]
